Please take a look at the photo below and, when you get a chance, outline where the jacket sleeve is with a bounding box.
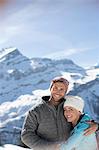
[60,122,89,150]
[21,110,55,150]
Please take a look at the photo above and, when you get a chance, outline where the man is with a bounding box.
[21,77,98,150]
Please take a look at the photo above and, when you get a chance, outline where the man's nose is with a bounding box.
[57,88,62,92]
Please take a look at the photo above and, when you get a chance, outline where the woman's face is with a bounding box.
[50,82,67,102]
[64,106,81,125]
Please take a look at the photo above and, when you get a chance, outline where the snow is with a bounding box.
[32,89,50,96]
[73,68,99,85]
[0,144,31,150]
[7,69,14,73]
[0,47,17,59]
[0,57,6,62]
[0,94,43,127]
[86,68,99,78]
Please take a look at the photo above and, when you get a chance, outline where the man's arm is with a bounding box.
[21,110,54,150]
[84,121,99,136]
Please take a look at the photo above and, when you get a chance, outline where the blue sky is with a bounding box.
[0,0,99,68]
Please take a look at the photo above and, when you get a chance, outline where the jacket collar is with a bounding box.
[42,96,65,104]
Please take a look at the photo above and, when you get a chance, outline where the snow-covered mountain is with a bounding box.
[0,47,99,147]
[69,78,99,121]
[0,47,85,104]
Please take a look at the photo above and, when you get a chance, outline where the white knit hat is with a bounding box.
[64,95,84,113]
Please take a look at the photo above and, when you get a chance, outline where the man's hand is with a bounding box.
[84,121,98,136]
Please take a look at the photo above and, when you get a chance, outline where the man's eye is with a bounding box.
[60,88,64,91]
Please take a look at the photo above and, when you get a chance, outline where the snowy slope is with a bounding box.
[0,94,43,145]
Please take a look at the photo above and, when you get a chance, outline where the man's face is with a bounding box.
[50,82,68,102]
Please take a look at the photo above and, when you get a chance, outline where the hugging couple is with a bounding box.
[21,77,98,150]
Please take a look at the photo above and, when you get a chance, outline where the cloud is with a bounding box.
[43,48,89,59]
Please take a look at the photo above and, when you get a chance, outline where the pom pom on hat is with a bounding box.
[64,95,84,113]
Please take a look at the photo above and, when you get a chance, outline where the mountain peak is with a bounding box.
[0,47,21,59]
[0,47,24,61]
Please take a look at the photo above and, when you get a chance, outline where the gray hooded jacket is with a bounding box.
[21,96,72,150]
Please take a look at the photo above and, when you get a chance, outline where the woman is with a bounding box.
[60,95,98,150]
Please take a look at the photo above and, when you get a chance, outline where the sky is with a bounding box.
[0,0,99,68]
